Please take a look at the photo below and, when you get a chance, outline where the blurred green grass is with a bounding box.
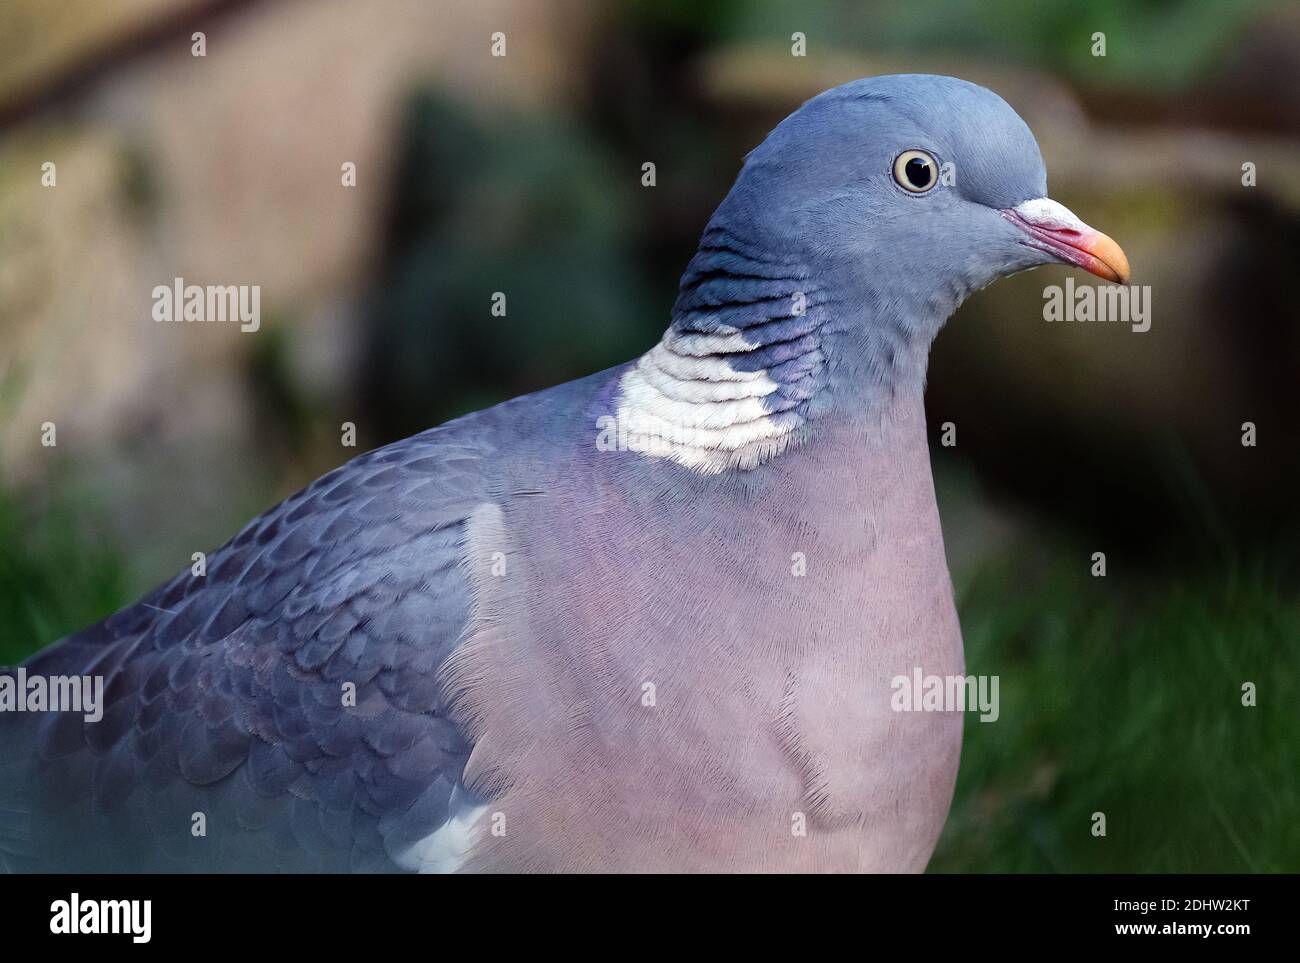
[933,552,1298,872]
[0,488,127,666]
[2,485,1295,872]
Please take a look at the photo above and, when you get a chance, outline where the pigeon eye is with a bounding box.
[893,149,939,193]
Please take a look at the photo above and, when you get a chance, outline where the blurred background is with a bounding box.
[0,0,1296,871]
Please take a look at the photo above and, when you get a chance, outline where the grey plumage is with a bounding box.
[3,416,496,871]
[0,74,1128,872]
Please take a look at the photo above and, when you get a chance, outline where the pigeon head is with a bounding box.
[621,74,1130,472]
[674,74,1129,388]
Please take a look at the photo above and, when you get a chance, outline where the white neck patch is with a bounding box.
[608,328,806,474]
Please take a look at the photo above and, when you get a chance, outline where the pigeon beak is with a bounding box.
[1000,198,1130,284]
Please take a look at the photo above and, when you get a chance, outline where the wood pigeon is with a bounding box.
[0,74,1128,873]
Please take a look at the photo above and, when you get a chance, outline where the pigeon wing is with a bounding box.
[0,422,495,872]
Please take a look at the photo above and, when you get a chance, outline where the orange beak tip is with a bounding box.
[1086,232,1131,285]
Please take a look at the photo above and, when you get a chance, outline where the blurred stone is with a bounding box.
[0,0,599,494]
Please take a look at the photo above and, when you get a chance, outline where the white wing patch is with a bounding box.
[395,803,490,874]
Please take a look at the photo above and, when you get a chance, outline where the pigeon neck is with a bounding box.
[606,226,828,473]
[608,226,942,473]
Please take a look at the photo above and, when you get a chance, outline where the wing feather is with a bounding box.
[0,422,495,872]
